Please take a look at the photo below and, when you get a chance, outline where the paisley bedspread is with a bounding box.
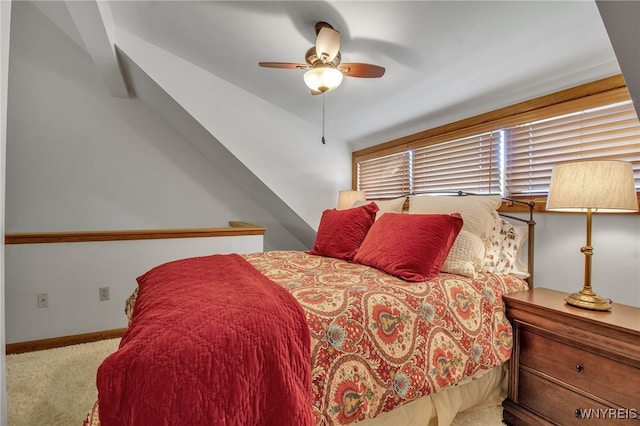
[242,251,528,425]
[86,250,527,426]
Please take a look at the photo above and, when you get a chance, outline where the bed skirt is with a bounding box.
[84,364,506,426]
[353,364,507,426]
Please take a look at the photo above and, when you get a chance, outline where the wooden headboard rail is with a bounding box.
[498,198,536,287]
[4,221,266,245]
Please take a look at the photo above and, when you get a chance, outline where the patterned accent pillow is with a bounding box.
[308,202,379,261]
[354,213,463,282]
[482,212,528,277]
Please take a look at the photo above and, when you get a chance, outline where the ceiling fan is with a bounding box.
[259,21,385,95]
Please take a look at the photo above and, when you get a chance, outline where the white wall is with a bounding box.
[0,0,10,423]
[5,235,263,344]
[533,213,640,307]
[5,1,277,234]
[5,1,349,249]
[113,27,352,230]
[2,1,348,345]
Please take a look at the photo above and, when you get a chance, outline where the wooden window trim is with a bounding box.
[354,76,626,159]
[352,74,639,213]
[353,75,627,183]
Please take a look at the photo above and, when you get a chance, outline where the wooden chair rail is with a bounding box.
[4,222,266,244]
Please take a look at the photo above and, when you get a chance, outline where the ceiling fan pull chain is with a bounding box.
[322,94,326,144]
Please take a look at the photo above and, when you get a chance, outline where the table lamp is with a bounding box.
[546,160,638,311]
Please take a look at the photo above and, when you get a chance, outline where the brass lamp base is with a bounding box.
[565,290,611,311]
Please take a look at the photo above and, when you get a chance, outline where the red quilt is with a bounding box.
[95,254,313,426]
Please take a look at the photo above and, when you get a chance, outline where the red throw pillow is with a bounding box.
[308,202,379,261]
[354,213,463,282]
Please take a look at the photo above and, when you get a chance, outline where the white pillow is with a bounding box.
[408,195,501,238]
[441,229,486,278]
[354,197,406,220]
[408,194,501,278]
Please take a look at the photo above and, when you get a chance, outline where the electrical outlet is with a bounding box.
[37,293,49,308]
[99,287,110,301]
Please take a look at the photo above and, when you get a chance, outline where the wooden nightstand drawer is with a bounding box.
[518,369,616,425]
[502,288,640,426]
[520,329,640,409]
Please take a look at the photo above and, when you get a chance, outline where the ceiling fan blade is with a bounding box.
[258,62,308,70]
[315,25,340,63]
[339,63,385,78]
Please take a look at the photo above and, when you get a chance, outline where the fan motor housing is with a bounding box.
[305,47,341,67]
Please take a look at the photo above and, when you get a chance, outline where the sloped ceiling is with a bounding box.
[20,0,637,246]
[103,0,622,150]
[40,0,628,150]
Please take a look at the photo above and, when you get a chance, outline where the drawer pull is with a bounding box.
[575,364,584,373]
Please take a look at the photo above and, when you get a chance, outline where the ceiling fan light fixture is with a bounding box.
[259,21,384,95]
[303,64,343,93]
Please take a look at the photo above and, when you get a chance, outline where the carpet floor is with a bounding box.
[6,338,505,425]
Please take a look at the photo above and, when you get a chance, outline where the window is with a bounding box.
[506,101,640,196]
[413,131,502,194]
[357,151,411,198]
[354,75,640,200]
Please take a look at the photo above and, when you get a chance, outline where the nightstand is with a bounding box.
[502,288,640,425]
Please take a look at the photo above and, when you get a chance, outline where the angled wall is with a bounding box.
[113,28,352,233]
[6,1,347,249]
[0,0,11,422]
[3,1,353,343]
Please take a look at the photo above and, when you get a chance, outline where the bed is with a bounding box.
[84,193,535,426]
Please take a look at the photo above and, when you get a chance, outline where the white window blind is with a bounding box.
[357,151,411,198]
[356,98,640,199]
[506,101,640,196]
[413,131,502,194]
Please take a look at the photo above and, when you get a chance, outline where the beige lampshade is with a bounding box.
[337,190,366,210]
[546,160,638,213]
